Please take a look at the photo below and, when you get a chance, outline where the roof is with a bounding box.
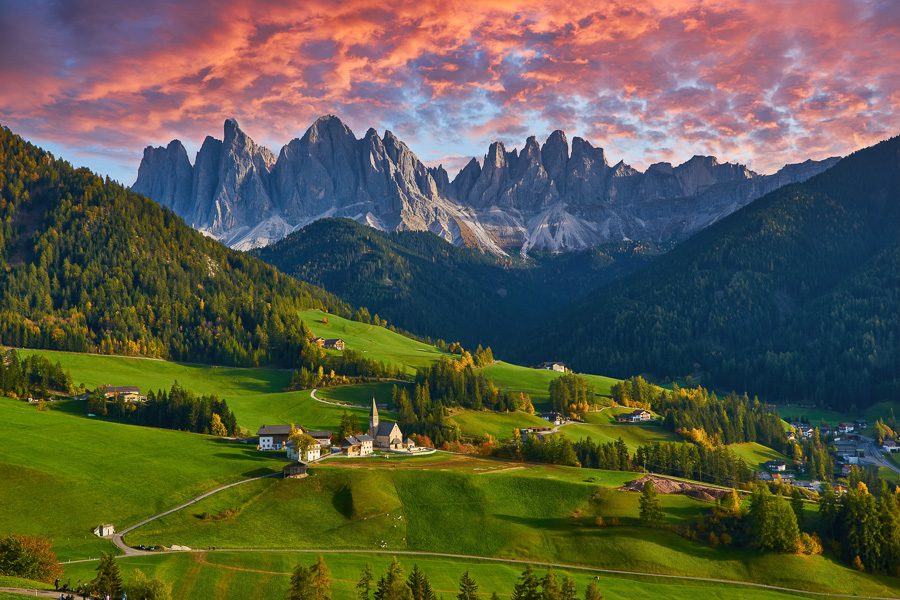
[99,385,140,394]
[307,430,332,438]
[374,421,399,436]
[324,338,344,344]
[342,434,373,445]
[257,425,293,436]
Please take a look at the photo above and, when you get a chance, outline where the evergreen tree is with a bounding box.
[374,558,413,600]
[289,564,314,600]
[560,576,576,600]
[457,570,480,600]
[92,554,122,599]
[511,566,541,600]
[357,564,374,600]
[406,564,435,600]
[584,581,603,600]
[541,570,560,600]
[639,480,663,523]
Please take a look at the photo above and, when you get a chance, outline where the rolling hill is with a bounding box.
[256,217,662,346]
[0,124,345,367]
[525,135,900,410]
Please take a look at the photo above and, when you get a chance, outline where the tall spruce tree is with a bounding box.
[457,571,480,600]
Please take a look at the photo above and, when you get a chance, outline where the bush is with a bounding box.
[0,534,62,583]
[124,569,172,600]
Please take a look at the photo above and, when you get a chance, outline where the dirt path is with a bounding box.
[0,587,61,598]
[110,473,281,556]
[308,387,367,409]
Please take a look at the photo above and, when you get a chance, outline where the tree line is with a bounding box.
[285,554,604,600]
[86,382,238,436]
[0,348,72,399]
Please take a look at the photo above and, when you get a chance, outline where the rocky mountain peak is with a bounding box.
[133,116,841,256]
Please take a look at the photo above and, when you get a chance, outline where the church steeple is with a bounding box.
[369,397,379,436]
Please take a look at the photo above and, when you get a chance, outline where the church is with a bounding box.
[369,398,404,449]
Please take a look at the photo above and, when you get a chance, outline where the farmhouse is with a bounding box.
[617,409,652,423]
[323,338,346,351]
[307,431,333,448]
[341,434,374,456]
[883,440,899,453]
[764,460,787,473]
[539,362,567,373]
[98,385,144,402]
[257,425,293,450]
[369,398,404,449]
[286,439,322,462]
[838,422,855,434]
[92,524,115,537]
[283,461,308,479]
[520,426,554,440]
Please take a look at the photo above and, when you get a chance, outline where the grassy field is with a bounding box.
[775,405,851,426]
[117,454,899,597]
[56,550,848,600]
[727,442,789,469]
[0,398,285,559]
[450,408,550,440]
[557,407,679,450]
[299,309,449,373]
[480,362,618,409]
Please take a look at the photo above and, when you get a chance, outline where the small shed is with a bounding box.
[283,461,309,479]
[93,524,115,537]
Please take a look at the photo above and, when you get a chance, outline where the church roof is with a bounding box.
[374,421,400,436]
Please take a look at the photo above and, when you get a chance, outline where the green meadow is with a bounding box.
[558,407,679,450]
[480,361,619,409]
[299,309,449,373]
[450,408,550,440]
[0,398,285,559]
[118,454,899,597]
[727,442,789,469]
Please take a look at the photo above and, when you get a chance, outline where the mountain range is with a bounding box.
[133,116,839,255]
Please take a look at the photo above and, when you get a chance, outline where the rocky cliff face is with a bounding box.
[133,117,839,255]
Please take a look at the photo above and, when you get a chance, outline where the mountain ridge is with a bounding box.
[520,134,900,409]
[133,116,839,255]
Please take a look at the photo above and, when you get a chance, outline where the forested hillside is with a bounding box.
[0,125,347,366]
[526,136,900,410]
[256,218,662,346]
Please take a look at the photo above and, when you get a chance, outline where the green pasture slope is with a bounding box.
[481,361,619,409]
[121,454,898,597]
[59,551,847,600]
[558,406,679,450]
[299,308,449,373]
[0,398,285,559]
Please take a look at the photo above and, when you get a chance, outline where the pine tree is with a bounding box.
[560,576,576,600]
[92,553,123,599]
[407,564,435,600]
[511,566,541,600]
[457,571,479,600]
[288,564,314,600]
[639,480,663,523]
[541,570,561,600]
[357,564,374,600]
[374,558,413,600]
[584,581,603,600]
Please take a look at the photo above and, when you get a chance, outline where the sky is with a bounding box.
[0,0,898,184]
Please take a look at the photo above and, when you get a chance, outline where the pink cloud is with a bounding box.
[0,0,897,179]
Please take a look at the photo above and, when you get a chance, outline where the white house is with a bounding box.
[93,524,115,537]
[540,362,567,373]
[257,425,293,450]
[883,440,900,453]
[341,434,374,456]
[617,409,652,423]
[286,439,322,462]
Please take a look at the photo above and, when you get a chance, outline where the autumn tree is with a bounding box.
[0,534,61,583]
